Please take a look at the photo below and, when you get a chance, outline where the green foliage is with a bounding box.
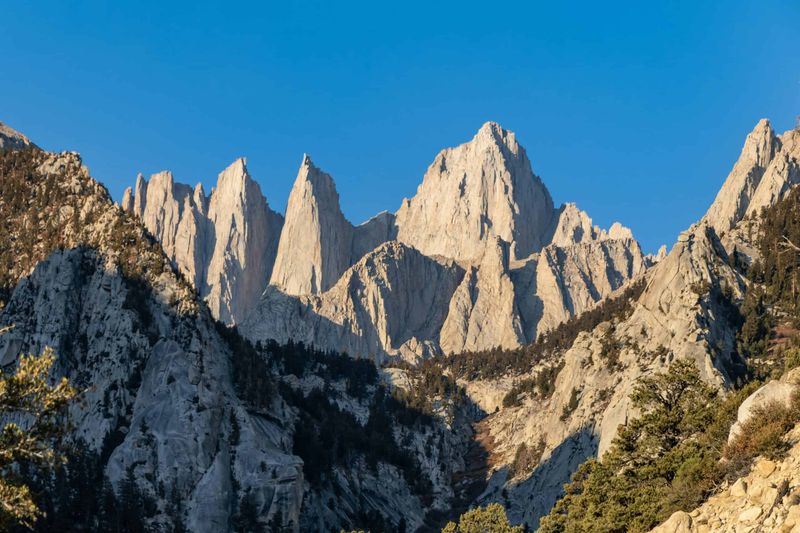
[738,187,800,378]
[391,359,467,420]
[539,360,744,533]
[216,323,277,412]
[442,503,524,533]
[287,385,432,496]
[0,345,76,529]
[12,441,158,533]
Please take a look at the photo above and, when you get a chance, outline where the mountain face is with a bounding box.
[0,145,471,532]
[449,121,800,530]
[121,121,647,362]
[122,158,283,324]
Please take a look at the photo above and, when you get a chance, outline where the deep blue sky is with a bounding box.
[1,1,798,252]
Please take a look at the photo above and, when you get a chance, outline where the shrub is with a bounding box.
[540,360,727,533]
[560,388,581,421]
[509,438,546,479]
[723,394,800,477]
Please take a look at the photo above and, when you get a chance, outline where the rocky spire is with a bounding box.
[395,121,556,262]
[549,203,602,246]
[133,173,148,217]
[703,119,781,232]
[120,186,133,212]
[269,155,355,295]
[204,158,284,323]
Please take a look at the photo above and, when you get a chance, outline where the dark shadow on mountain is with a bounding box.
[481,425,598,531]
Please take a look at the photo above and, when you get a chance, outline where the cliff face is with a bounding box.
[0,149,304,532]
[269,155,356,296]
[394,121,556,262]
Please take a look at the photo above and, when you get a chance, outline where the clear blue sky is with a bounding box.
[1,1,798,252]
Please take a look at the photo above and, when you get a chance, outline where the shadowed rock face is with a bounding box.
[0,150,304,532]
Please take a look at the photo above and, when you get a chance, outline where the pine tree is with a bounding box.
[0,342,76,529]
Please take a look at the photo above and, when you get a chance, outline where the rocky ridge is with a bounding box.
[239,122,651,360]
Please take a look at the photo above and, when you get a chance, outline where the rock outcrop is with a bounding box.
[244,241,465,362]
[440,237,525,353]
[728,370,800,443]
[123,158,283,323]
[650,427,800,532]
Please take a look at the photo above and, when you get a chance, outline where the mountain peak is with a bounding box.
[396,121,553,261]
[473,121,521,154]
[703,117,790,233]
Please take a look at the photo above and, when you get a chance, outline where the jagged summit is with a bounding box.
[395,122,555,262]
[474,120,524,156]
[122,158,283,323]
[0,120,37,150]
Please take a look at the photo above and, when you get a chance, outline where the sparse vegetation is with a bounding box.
[560,387,581,421]
[502,362,565,408]
[509,437,546,479]
[723,394,800,476]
